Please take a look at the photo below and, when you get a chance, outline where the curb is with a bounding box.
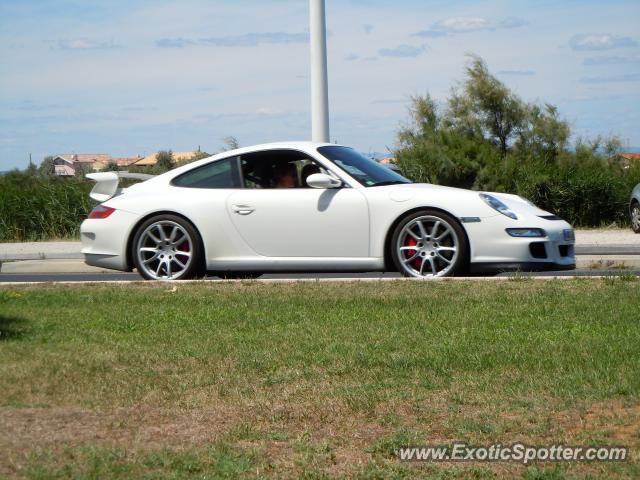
[575,245,640,255]
[0,253,83,261]
[0,259,112,274]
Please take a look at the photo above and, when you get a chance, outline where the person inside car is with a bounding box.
[273,162,299,188]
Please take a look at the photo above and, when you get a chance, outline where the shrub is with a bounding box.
[0,171,93,241]
[394,55,640,227]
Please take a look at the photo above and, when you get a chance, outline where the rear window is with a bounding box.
[172,157,240,189]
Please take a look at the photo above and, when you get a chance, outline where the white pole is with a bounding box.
[310,0,330,143]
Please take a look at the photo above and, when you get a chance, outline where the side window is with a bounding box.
[172,157,240,189]
[240,150,326,189]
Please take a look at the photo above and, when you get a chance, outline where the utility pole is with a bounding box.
[309,0,330,143]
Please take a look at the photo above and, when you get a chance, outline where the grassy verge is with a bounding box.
[1,279,638,478]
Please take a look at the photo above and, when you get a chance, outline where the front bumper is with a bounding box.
[465,214,576,272]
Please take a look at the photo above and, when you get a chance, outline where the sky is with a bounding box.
[1,0,639,170]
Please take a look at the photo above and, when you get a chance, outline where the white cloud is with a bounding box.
[435,17,491,32]
[413,16,526,37]
[581,73,640,84]
[57,38,120,50]
[583,54,640,66]
[156,32,309,49]
[378,44,427,58]
[569,34,638,51]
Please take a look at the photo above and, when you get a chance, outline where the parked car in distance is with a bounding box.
[81,142,576,280]
[631,183,640,233]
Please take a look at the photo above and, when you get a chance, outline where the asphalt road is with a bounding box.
[1,269,639,283]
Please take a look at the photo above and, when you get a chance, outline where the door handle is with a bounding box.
[232,204,254,215]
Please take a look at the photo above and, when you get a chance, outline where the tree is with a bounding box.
[39,156,55,176]
[153,150,174,174]
[395,93,498,188]
[220,136,240,151]
[393,55,640,227]
[395,55,574,189]
[515,104,570,164]
[191,150,211,161]
[75,162,94,177]
[449,55,526,157]
[103,161,120,172]
[25,159,38,176]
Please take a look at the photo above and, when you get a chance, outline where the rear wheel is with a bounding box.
[132,215,204,280]
[391,210,468,278]
[631,202,640,233]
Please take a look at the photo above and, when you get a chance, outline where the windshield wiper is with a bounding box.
[370,180,411,187]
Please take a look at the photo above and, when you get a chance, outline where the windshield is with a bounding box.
[317,146,411,187]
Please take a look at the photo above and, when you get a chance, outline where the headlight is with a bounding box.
[506,228,546,237]
[479,193,518,220]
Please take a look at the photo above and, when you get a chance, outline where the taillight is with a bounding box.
[88,205,115,219]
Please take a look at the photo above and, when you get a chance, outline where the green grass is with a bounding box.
[1,279,639,478]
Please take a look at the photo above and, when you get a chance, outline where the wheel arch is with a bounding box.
[383,206,472,271]
[125,210,206,271]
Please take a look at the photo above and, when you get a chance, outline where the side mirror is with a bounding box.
[306,173,342,189]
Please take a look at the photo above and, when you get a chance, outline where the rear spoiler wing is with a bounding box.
[86,171,155,202]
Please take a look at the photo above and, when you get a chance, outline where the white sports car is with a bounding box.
[81,142,576,280]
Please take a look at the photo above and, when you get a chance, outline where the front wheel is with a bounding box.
[631,202,640,233]
[132,214,204,280]
[391,210,468,278]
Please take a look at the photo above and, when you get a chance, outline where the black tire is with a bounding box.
[631,201,640,234]
[131,214,205,280]
[390,209,468,278]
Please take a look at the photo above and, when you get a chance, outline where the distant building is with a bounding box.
[113,156,143,168]
[52,154,141,176]
[133,151,198,167]
[621,153,640,167]
[53,154,111,176]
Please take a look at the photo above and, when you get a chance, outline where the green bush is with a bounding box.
[523,161,639,227]
[0,170,93,241]
[395,55,640,227]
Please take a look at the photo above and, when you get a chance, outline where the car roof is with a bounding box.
[155,141,344,182]
[220,141,337,156]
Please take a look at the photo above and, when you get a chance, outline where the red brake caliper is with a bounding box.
[405,237,422,269]
[177,241,189,258]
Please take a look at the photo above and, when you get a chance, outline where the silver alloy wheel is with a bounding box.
[136,220,193,280]
[632,205,640,231]
[396,215,459,278]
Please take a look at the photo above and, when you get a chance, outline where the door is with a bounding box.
[226,149,369,257]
